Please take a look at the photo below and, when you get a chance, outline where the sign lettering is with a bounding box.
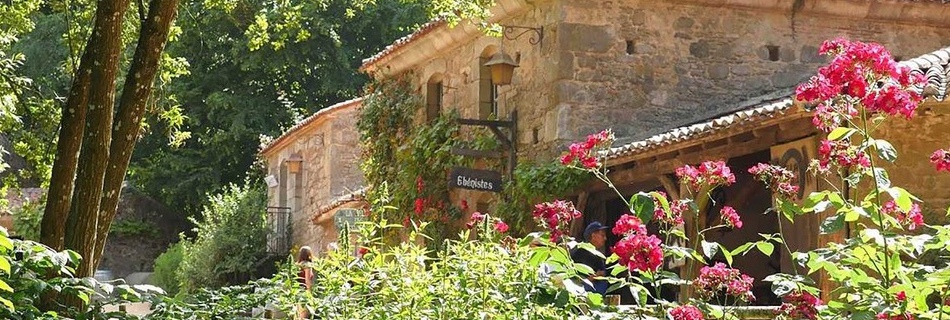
[449,167,503,192]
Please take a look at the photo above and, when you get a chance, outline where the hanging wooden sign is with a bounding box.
[449,167,503,192]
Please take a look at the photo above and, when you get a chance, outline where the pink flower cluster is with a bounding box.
[881,201,924,231]
[676,160,736,191]
[818,139,871,171]
[612,233,664,273]
[720,206,743,229]
[611,214,664,273]
[877,313,916,320]
[748,163,800,200]
[613,214,648,237]
[652,192,686,226]
[669,305,705,320]
[694,262,755,302]
[560,129,615,169]
[930,149,950,172]
[532,200,583,241]
[777,291,822,320]
[466,212,510,233]
[796,39,925,132]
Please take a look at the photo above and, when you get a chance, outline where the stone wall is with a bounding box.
[554,0,950,144]
[263,103,364,255]
[873,102,950,226]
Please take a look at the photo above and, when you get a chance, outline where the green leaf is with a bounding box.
[0,257,8,275]
[778,199,803,222]
[844,207,860,222]
[628,192,655,224]
[701,240,719,259]
[802,191,829,213]
[576,242,606,260]
[720,243,734,265]
[820,214,845,234]
[707,304,725,318]
[872,167,891,189]
[586,292,603,306]
[828,127,858,141]
[875,140,898,162]
[0,236,11,251]
[756,242,775,256]
[0,296,12,311]
[887,187,915,212]
[0,279,11,292]
[731,242,754,256]
[573,263,595,276]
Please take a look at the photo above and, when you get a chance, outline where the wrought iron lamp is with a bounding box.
[285,153,303,174]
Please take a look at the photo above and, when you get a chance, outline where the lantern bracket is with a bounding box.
[502,25,543,48]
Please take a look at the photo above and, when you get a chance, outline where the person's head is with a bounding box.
[584,222,610,248]
[297,246,313,263]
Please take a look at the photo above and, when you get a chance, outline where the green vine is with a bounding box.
[357,75,588,243]
[357,75,465,247]
[496,160,591,234]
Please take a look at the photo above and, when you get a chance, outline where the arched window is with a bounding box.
[426,73,443,121]
[478,46,499,119]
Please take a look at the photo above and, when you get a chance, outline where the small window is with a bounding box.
[478,56,498,119]
[426,80,443,121]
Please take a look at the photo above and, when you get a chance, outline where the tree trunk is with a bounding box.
[40,31,96,251]
[92,0,180,267]
[63,0,131,278]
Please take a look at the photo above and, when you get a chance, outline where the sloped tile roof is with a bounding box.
[603,46,950,161]
[359,20,445,72]
[602,98,798,161]
[259,97,363,155]
[312,187,367,224]
[903,47,950,101]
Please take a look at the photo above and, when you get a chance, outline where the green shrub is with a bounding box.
[10,195,43,241]
[152,242,184,296]
[176,180,268,293]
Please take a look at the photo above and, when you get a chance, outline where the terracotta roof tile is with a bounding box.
[359,20,446,72]
[602,46,950,162]
[311,188,367,224]
[259,97,363,155]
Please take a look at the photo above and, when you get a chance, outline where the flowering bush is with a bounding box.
[558,39,950,319]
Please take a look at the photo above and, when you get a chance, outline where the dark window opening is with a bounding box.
[766,45,780,62]
[532,128,540,144]
[478,56,498,119]
[626,40,635,55]
[426,81,443,121]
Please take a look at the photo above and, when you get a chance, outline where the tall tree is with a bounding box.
[41,0,181,277]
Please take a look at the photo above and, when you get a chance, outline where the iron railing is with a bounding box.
[265,206,291,255]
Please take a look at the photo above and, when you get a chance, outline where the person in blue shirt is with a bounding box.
[571,222,610,295]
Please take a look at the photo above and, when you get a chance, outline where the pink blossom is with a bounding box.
[669,305,705,320]
[612,234,664,273]
[896,291,907,302]
[466,211,486,229]
[416,176,425,192]
[494,220,509,233]
[877,313,916,320]
[532,200,583,241]
[748,163,800,200]
[560,129,615,169]
[930,149,950,172]
[652,192,686,226]
[694,262,755,302]
[414,198,426,215]
[460,200,469,210]
[612,214,647,237]
[777,291,822,320]
[797,39,925,133]
[676,160,736,190]
[720,206,743,229]
[881,201,925,230]
[817,139,871,172]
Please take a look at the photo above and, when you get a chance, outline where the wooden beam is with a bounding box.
[452,147,504,158]
[658,174,680,200]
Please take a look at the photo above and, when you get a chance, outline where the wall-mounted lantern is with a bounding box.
[285,153,303,174]
[482,25,542,86]
[484,51,519,85]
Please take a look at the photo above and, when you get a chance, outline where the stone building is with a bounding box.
[358,0,950,304]
[259,98,366,256]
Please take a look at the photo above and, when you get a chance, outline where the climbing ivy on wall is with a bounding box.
[357,74,591,243]
[357,75,464,245]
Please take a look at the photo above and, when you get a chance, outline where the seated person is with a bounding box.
[571,222,610,295]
